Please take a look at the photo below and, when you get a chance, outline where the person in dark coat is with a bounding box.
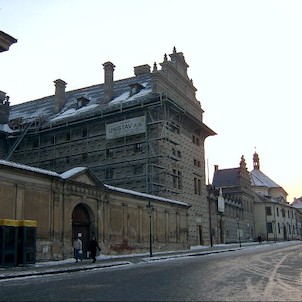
[89,236,101,263]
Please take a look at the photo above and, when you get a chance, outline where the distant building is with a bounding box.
[251,152,302,241]
[212,155,255,243]
[211,152,302,243]
[0,47,216,247]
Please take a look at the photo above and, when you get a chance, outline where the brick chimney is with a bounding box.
[54,79,67,113]
[214,165,219,172]
[103,61,115,103]
[0,90,10,124]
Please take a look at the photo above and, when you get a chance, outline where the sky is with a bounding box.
[0,0,301,202]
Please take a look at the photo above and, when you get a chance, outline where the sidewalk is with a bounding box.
[0,242,271,280]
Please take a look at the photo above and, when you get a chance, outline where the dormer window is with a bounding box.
[77,96,90,109]
[129,83,144,97]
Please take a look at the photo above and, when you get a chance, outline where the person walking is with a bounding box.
[89,236,101,263]
[73,236,83,262]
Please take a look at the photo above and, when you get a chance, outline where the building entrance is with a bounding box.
[72,204,91,259]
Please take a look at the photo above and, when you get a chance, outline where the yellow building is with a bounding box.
[0,160,190,261]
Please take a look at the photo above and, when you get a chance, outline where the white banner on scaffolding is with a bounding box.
[106,116,146,139]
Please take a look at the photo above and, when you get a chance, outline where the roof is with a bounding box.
[212,168,241,188]
[250,168,280,188]
[0,31,17,53]
[0,159,189,207]
[291,197,302,209]
[8,73,154,127]
[105,184,190,208]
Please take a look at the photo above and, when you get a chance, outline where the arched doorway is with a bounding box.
[72,204,91,259]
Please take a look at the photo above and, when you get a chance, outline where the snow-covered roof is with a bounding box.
[250,169,280,188]
[7,74,154,130]
[291,197,302,209]
[60,167,87,179]
[0,160,189,208]
[0,124,13,133]
[0,159,60,177]
[104,184,190,208]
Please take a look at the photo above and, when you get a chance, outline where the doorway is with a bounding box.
[72,204,91,259]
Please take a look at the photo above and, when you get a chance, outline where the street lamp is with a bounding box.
[146,201,153,257]
[236,215,241,247]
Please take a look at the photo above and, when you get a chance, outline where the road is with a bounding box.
[1,242,302,301]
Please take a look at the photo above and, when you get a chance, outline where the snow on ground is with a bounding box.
[32,241,300,268]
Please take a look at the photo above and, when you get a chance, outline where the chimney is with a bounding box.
[103,61,115,103]
[134,64,151,76]
[214,165,219,172]
[54,79,67,113]
[0,91,10,124]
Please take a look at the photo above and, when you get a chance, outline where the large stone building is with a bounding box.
[0,47,216,247]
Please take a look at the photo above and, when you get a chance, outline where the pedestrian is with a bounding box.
[73,236,83,262]
[89,236,101,263]
[257,234,262,244]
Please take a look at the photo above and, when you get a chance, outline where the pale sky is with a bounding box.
[1,0,301,202]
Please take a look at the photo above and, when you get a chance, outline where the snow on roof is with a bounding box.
[104,184,190,207]
[9,74,153,126]
[50,104,99,123]
[109,83,151,105]
[291,197,302,209]
[0,124,13,133]
[0,159,59,177]
[250,169,280,188]
[0,160,189,208]
[60,167,87,179]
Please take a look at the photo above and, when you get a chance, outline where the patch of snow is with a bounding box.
[50,104,99,122]
[60,167,87,179]
[104,184,190,207]
[0,124,13,133]
[0,160,59,177]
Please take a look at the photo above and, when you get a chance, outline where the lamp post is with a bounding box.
[146,201,153,257]
[236,215,241,247]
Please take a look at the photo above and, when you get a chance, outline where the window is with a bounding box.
[82,129,87,137]
[105,168,114,180]
[281,209,286,217]
[265,206,272,216]
[134,143,143,152]
[66,132,71,141]
[194,177,201,195]
[267,222,273,233]
[276,207,279,217]
[194,158,201,167]
[106,148,114,157]
[133,165,143,175]
[192,135,200,146]
[173,169,182,189]
[82,153,88,160]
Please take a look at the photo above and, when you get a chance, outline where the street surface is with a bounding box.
[0,242,302,301]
